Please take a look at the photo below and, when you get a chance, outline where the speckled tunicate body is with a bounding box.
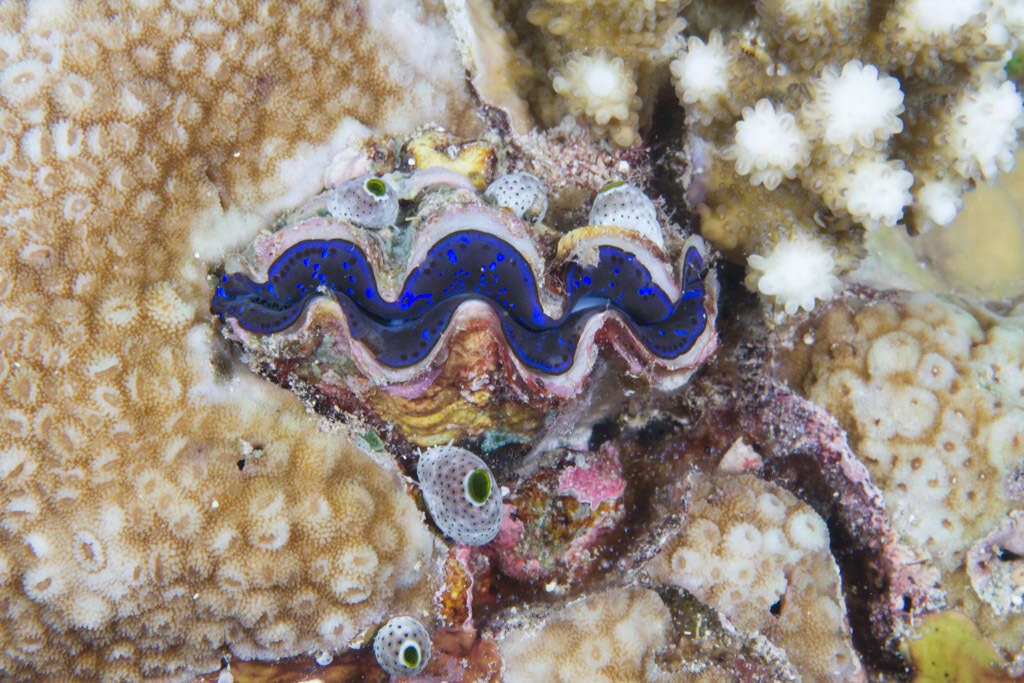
[483,171,549,222]
[326,175,399,229]
[373,616,431,676]
[588,182,664,248]
[417,446,503,545]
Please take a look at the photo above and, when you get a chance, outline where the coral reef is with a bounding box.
[469,0,1023,315]
[0,0,478,678]
[2,0,1022,679]
[491,443,626,584]
[488,0,687,145]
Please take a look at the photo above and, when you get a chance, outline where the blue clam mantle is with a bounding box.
[211,230,708,375]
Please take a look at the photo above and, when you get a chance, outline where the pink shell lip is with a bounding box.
[399,166,479,198]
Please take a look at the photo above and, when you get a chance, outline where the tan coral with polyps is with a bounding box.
[0,0,478,679]
[644,472,863,681]
[498,585,672,682]
[792,292,1024,660]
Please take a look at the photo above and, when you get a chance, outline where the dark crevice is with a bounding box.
[764,450,911,679]
[997,547,1023,562]
[647,78,691,230]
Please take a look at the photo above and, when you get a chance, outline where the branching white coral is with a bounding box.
[802,60,904,154]
[758,0,874,75]
[747,233,842,314]
[1001,0,1024,34]
[822,156,914,229]
[761,0,864,25]
[889,0,988,39]
[916,179,965,228]
[669,30,732,123]
[552,52,637,127]
[726,99,809,190]
[943,79,1024,181]
[882,0,1001,74]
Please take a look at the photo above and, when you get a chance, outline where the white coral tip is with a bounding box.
[947,80,1024,182]
[748,234,841,315]
[917,181,963,226]
[728,99,809,190]
[553,53,636,126]
[670,30,731,113]
[804,60,904,153]
[900,0,986,34]
[834,157,915,229]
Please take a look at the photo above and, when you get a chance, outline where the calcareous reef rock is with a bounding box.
[0,0,476,678]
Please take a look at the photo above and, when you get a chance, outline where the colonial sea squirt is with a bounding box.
[211,131,719,445]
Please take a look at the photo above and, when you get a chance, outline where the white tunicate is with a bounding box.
[326,174,399,229]
[373,616,431,676]
[417,446,502,546]
[587,182,665,248]
[483,171,548,223]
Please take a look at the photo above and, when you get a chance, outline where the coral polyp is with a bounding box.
[747,232,841,315]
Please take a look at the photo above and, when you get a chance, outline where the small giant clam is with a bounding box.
[211,129,718,446]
